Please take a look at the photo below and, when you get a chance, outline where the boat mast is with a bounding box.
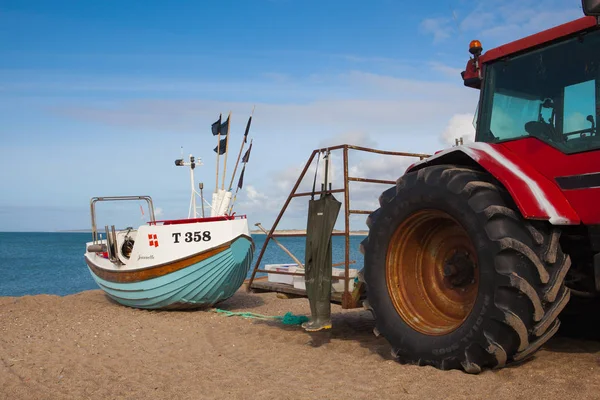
[175,153,203,219]
[199,182,205,218]
[215,114,222,194]
[221,111,232,191]
[189,154,196,218]
[228,106,254,191]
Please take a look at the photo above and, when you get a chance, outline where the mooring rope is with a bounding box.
[210,308,309,325]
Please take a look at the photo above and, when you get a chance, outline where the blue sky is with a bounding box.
[0,0,584,231]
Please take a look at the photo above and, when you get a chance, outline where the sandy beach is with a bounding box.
[1,286,599,400]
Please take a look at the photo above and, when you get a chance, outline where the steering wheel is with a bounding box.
[524,121,563,142]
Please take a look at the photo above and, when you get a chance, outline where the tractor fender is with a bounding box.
[406,142,580,225]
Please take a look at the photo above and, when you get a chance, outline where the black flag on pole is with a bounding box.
[241,141,252,163]
[243,115,252,143]
[213,138,228,154]
[221,115,229,134]
[211,114,222,136]
[211,114,229,136]
[237,165,246,189]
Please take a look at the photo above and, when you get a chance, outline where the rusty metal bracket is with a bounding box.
[246,144,430,309]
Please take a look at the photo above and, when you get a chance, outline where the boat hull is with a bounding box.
[85,235,254,310]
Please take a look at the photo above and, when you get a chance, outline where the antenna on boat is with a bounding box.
[175,153,203,218]
[199,182,205,218]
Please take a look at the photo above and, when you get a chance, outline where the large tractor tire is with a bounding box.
[361,165,571,373]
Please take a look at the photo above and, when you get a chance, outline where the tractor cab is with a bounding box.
[463,17,600,155]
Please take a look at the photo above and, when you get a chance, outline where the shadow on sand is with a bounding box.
[245,307,394,360]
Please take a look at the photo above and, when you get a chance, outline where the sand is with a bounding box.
[1,288,599,400]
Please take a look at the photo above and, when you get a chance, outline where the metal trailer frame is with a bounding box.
[246,144,429,309]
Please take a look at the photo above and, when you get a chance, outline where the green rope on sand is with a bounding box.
[210,309,309,325]
[281,312,310,325]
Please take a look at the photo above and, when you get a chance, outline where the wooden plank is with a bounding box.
[269,232,347,237]
[249,281,344,304]
[347,177,396,185]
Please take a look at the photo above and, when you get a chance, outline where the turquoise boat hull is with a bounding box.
[86,235,254,310]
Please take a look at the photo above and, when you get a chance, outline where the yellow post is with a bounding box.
[228,106,254,191]
[215,114,222,193]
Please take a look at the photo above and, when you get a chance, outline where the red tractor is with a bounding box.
[362,1,600,373]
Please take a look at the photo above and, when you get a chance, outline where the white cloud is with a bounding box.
[318,131,377,149]
[422,0,583,46]
[483,8,582,41]
[262,72,291,83]
[459,11,496,32]
[233,147,424,231]
[154,207,163,217]
[348,155,418,182]
[420,17,453,43]
[246,185,268,202]
[47,71,476,138]
[340,70,463,99]
[238,185,280,212]
[440,113,476,146]
[346,155,417,214]
[429,62,463,78]
[270,152,343,197]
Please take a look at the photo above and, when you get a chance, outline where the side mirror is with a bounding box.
[541,98,554,108]
[582,0,600,16]
[587,115,596,132]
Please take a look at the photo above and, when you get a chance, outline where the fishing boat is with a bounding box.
[84,111,256,309]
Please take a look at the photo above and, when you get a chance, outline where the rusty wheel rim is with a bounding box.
[386,209,479,336]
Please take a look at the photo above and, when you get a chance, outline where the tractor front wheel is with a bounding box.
[362,165,571,373]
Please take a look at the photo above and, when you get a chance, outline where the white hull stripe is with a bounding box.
[412,142,572,225]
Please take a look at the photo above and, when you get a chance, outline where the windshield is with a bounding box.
[477,29,600,154]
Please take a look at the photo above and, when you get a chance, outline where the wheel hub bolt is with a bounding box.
[443,263,457,277]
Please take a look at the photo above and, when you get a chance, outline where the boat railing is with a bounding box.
[90,196,155,243]
[148,214,247,226]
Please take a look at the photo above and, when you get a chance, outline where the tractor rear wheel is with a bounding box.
[361,165,571,373]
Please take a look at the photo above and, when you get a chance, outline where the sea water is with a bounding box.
[0,232,366,297]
